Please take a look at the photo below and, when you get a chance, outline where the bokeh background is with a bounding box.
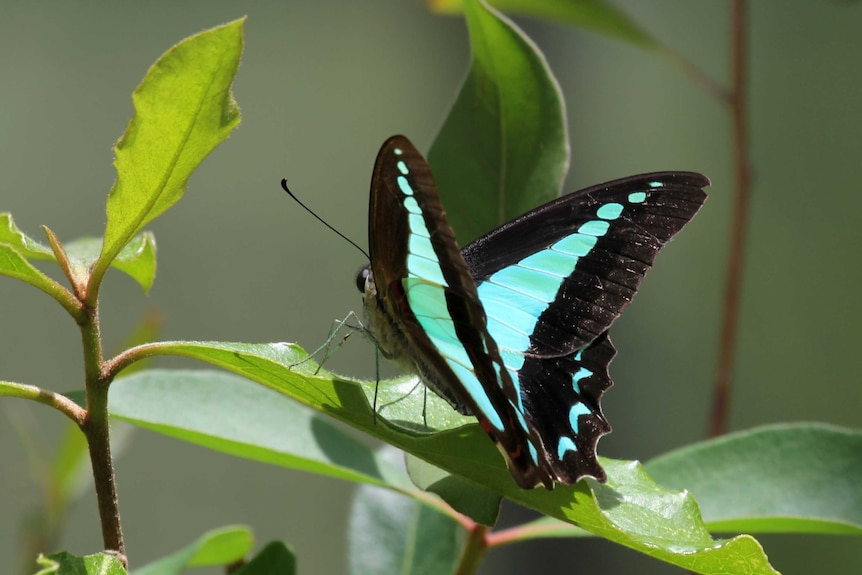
[1,1,860,573]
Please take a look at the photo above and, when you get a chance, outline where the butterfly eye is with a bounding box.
[355,266,371,293]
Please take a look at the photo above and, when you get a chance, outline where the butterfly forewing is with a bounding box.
[464,173,708,356]
[363,135,558,488]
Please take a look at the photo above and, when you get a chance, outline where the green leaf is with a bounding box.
[349,455,463,575]
[109,369,414,490]
[133,525,253,575]
[184,526,254,567]
[646,423,862,535]
[0,213,157,292]
[1,380,49,400]
[0,213,54,259]
[406,454,502,526]
[36,551,126,575]
[94,18,243,286]
[428,0,568,242]
[429,0,660,50]
[234,542,296,575]
[110,342,779,574]
[0,242,63,299]
[65,233,157,292]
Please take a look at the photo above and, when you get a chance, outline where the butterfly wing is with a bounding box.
[362,135,557,488]
[463,172,709,483]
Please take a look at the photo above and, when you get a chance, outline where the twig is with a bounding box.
[79,305,127,567]
[453,523,489,575]
[710,0,751,438]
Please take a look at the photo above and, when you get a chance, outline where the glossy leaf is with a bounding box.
[65,233,157,292]
[234,542,296,575]
[109,369,415,490]
[0,242,63,300]
[349,452,463,575]
[428,0,659,49]
[0,213,53,259]
[109,341,779,574]
[1,380,55,401]
[428,0,568,242]
[94,18,243,286]
[35,551,126,575]
[406,454,502,526]
[133,525,253,575]
[646,423,862,534]
[0,213,157,292]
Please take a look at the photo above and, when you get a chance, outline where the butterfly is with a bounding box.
[357,135,708,489]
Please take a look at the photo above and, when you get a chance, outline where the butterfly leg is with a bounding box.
[289,310,364,373]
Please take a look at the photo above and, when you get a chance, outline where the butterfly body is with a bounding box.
[359,135,708,489]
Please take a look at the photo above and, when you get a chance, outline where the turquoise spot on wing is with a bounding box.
[405,205,446,284]
[557,436,577,458]
[408,213,427,236]
[397,176,414,197]
[628,191,647,203]
[403,197,421,214]
[451,366,504,431]
[648,181,663,188]
[485,266,564,304]
[528,442,539,464]
[406,231,446,285]
[407,288,470,356]
[408,234,438,262]
[569,402,592,434]
[406,283,456,333]
[500,364,528,433]
[597,202,624,220]
[394,147,403,155]
[552,233,597,257]
[499,348,526,372]
[571,366,592,394]
[448,362,505,432]
[482,296,544,336]
[517,250,579,277]
[396,160,409,175]
[478,282,548,320]
[510,398,529,434]
[407,255,446,286]
[578,220,610,237]
[485,314,531,355]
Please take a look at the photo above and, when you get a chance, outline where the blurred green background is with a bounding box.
[1,1,860,573]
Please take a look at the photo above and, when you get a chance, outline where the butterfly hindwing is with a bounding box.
[360,135,709,489]
[519,331,616,483]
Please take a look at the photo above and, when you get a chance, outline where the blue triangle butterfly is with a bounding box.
[357,135,708,489]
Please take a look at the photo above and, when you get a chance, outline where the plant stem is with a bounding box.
[711,0,750,438]
[80,304,127,567]
[454,523,489,575]
[0,383,86,425]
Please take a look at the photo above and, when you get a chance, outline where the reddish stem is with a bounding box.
[710,0,751,438]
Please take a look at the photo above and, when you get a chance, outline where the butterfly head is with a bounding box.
[355,265,373,295]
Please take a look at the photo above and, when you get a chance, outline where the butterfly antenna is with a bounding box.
[281,178,370,261]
